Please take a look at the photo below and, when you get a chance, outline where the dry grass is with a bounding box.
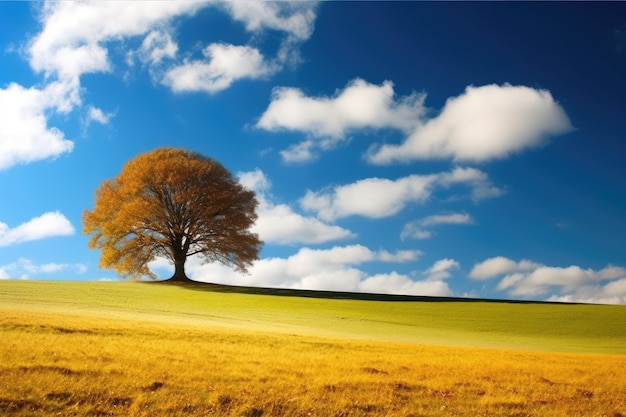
[2,308,625,417]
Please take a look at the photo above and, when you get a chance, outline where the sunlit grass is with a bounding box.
[1,281,625,416]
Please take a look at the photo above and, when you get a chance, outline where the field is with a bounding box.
[1,281,625,416]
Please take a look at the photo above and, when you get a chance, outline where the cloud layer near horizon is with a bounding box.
[152,254,626,304]
[0,258,87,280]
[151,244,456,296]
[470,256,626,304]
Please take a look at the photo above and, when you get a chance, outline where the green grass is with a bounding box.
[1,280,625,354]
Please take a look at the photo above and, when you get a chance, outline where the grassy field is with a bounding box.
[1,280,625,416]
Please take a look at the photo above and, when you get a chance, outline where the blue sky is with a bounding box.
[1,2,625,304]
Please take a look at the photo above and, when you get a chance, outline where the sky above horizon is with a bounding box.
[1,1,625,304]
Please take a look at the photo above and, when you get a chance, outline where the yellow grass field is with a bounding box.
[1,281,625,416]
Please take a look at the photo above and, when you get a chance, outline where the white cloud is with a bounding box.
[221,1,317,41]
[0,82,75,170]
[7,1,317,171]
[85,105,114,126]
[238,169,354,245]
[237,168,272,192]
[279,140,316,163]
[162,2,319,93]
[378,249,424,263]
[24,260,65,274]
[253,202,355,245]
[548,278,626,305]
[17,258,87,275]
[401,212,473,240]
[402,229,433,240]
[222,1,318,68]
[164,43,274,94]
[506,265,626,297]
[257,78,425,161]
[357,258,457,299]
[368,84,573,164]
[148,257,175,275]
[437,167,504,202]
[360,271,453,297]
[0,211,75,247]
[423,258,460,281]
[300,167,500,221]
[28,1,204,79]
[300,175,437,221]
[0,258,87,279]
[470,256,626,304]
[5,2,203,171]
[184,244,426,295]
[28,1,318,81]
[258,78,423,137]
[469,256,540,280]
[285,245,414,271]
[420,213,473,227]
[258,81,571,164]
[139,29,178,65]
[355,258,459,297]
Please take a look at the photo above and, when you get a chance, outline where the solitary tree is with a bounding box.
[83,147,262,282]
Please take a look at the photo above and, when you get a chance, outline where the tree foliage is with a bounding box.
[83,147,262,281]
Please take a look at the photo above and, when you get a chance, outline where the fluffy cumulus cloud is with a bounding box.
[220,1,318,66]
[300,175,436,221]
[3,1,319,171]
[27,0,317,86]
[163,2,318,94]
[3,1,203,171]
[177,244,452,296]
[360,270,452,297]
[401,212,474,240]
[355,258,457,297]
[28,1,204,79]
[0,81,76,170]
[237,169,354,245]
[164,44,274,94]
[300,167,501,221]
[469,256,541,280]
[0,211,75,247]
[257,78,425,162]
[368,84,573,164]
[470,256,626,304]
[258,78,423,137]
[257,80,572,164]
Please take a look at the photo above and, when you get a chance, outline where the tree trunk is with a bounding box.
[168,252,192,283]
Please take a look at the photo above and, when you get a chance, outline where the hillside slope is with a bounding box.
[1,280,625,353]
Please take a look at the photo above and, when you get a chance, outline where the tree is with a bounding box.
[83,147,262,282]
